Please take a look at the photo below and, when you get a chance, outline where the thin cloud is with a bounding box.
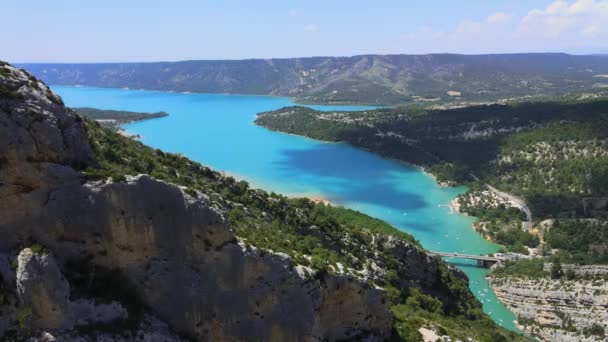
[398,0,608,52]
[304,24,319,32]
[517,0,608,39]
[487,12,513,24]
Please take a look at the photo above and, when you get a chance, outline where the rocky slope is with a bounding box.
[21,53,608,105]
[489,274,608,341]
[0,63,526,341]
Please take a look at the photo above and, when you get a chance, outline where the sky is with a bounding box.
[2,0,608,63]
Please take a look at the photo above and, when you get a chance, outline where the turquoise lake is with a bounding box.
[53,86,519,331]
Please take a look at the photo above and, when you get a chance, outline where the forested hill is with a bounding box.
[21,53,608,105]
[255,99,608,221]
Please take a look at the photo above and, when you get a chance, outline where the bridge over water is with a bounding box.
[430,251,503,268]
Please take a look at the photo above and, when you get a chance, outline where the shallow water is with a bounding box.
[54,86,519,331]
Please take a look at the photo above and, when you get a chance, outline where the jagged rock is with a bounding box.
[16,248,71,330]
[0,65,93,232]
[27,331,57,342]
[14,248,134,333]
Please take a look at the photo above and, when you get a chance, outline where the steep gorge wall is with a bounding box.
[489,276,608,341]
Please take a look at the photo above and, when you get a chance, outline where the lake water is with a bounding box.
[54,86,519,331]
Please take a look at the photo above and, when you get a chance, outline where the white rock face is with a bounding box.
[31,175,392,341]
[15,248,128,332]
[489,276,608,341]
[16,248,71,330]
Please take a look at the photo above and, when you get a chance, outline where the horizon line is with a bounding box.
[12,51,608,65]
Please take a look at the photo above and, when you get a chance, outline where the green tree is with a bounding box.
[565,269,576,280]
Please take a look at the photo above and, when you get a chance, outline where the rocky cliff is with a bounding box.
[489,273,608,341]
[0,62,525,341]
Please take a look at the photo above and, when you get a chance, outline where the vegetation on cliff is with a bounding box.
[544,220,608,264]
[455,185,537,253]
[255,99,608,257]
[83,120,527,341]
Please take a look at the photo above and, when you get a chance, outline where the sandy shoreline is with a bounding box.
[284,193,333,206]
[218,170,334,205]
[449,197,461,213]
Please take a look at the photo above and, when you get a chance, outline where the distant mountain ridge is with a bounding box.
[21,53,608,105]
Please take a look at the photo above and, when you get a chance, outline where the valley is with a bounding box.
[5,0,608,341]
[0,61,526,341]
[254,98,608,340]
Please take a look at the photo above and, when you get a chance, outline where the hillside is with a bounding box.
[255,98,608,341]
[489,258,608,341]
[0,64,527,340]
[21,53,608,105]
[255,101,608,223]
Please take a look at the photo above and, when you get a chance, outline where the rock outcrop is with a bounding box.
[15,248,128,333]
[16,248,71,330]
[489,276,608,341]
[39,175,391,340]
[543,263,608,276]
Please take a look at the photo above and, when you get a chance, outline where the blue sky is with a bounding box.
[3,0,607,62]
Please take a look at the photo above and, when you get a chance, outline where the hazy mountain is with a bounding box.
[21,53,608,105]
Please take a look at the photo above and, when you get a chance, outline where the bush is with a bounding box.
[405,289,443,314]
[491,259,548,279]
[550,262,563,279]
[584,323,605,338]
[565,269,576,280]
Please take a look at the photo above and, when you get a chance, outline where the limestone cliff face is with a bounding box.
[31,175,391,340]
[0,63,399,340]
[488,276,608,341]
